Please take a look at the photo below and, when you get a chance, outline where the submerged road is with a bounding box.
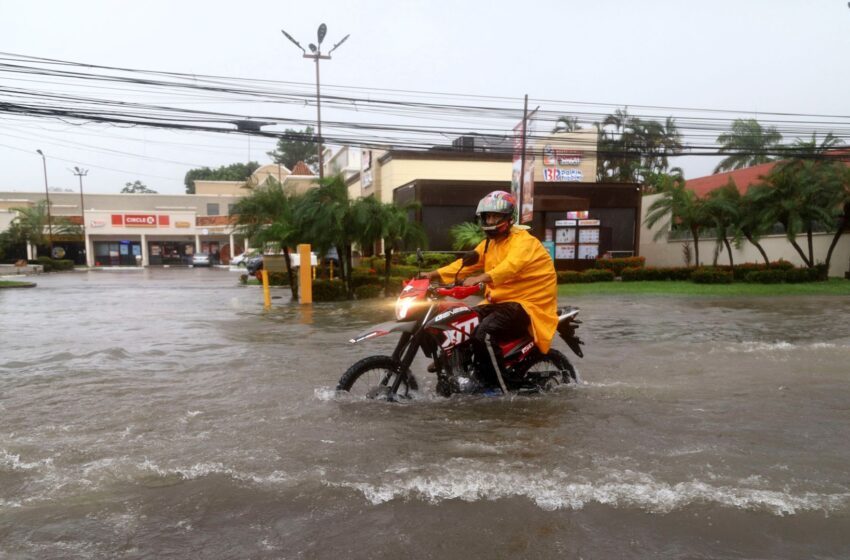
[1,268,849,558]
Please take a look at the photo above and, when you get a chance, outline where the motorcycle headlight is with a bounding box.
[395,297,415,321]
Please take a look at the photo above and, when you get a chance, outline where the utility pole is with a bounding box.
[35,149,54,254]
[281,24,350,179]
[73,167,88,264]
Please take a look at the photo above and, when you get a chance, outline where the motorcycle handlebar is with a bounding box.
[433,284,483,299]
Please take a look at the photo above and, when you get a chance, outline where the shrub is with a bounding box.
[582,269,615,282]
[355,284,384,299]
[595,256,645,276]
[745,270,785,284]
[557,269,615,283]
[312,279,348,301]
[32,257,74,272]
[691,268,733,284]
[385,276,407,295]
[351,273,382,288]
[390,265,420,278]
[783,268,810,283]
[812,263,829,281]
[403,252,458,268]
[239,274,248,285]
[620,266,694,281]
[267,271,291,286]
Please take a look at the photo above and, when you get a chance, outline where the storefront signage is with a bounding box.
[89,219,105,228]
[554,219,577,226]
[578,219,600,226]
[109,214,173,228]
[543,146,582,167]
[125,214,157,227]
[175,221,191,228]
[543,168,583,182]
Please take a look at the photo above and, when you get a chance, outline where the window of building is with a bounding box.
[207,203,220,216]
[227,203,235,215]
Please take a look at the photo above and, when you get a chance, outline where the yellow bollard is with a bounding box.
[298,244,312,304]
[261,269,271,308]
[329,259,334,281]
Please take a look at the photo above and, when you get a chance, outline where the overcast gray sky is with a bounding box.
[1,0,849,194]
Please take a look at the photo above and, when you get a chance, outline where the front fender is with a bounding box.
[349,320,417,344]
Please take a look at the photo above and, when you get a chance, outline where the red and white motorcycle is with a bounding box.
[337,252,584,399]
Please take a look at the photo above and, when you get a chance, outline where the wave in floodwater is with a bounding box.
[718,341,848,354]
[333,465,850,516]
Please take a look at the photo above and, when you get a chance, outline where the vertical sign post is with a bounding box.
[298,244,313,304]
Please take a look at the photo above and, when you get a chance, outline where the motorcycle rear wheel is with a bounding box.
[337,355,419,400]
[515,349,577,391]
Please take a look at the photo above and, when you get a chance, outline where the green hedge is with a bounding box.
[557,269,615,284]
[32,257,75,272]
[403,252,458,268]
[355,284,384,299]
[621,266,694,281]
[691,268,733,284]
[595,256,646,276]
[745,270,785,284]
[312,280,348,301]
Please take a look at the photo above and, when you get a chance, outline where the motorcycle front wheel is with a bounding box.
[336,355,419,400]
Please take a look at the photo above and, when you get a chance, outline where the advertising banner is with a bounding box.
[536,129,598,184]
[511,117,536,224]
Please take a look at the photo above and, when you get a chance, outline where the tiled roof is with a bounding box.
[685,162,777,198]
[291,161,315,176]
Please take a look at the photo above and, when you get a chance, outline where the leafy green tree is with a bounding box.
[296,174,357,298]
[450,222,484,250]
[734,183,773,265]
[595,108,683,187]
[267,127,319,172]
[121,180,157,194]
[230,179,302,299]
[704,181,742,266]
[824,164,850,270]
[184,161,261,194]
[552,116,582,133]
[713,119,783,174]
[352,198,426,292]
[644,171,710,266]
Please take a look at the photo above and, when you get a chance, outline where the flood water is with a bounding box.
[1,268,849,559]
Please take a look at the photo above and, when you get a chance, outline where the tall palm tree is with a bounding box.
[704,182,741,266]
[297,174,357,298]
[644,171,709,266]
[230,179,303,299]
[824,163,850,270]
[713,119,783,173]
[735,183,773,265]
[552,116,582,133]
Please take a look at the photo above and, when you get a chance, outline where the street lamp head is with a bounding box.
[309,43,317,53]
[317,23,327,45]
[36,149,43,156]
[328,34,350,55]
[281,28,306,54]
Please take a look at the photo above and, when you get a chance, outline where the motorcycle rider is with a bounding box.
[420,190,558,389]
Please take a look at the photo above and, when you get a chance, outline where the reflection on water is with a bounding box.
[1,269,849,558]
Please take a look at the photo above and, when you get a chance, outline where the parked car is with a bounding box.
[245,255,264,275]
[230,250,257,267]
[192,253,212,267]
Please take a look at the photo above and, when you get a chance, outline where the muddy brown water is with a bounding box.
[1,269,849,558]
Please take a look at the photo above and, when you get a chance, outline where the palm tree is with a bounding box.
[230,179,302,299]
[450,222,484,250]
[749,133,846,268]
[704,182,740,266]
[735,184,773,265]
[352,197,426,293]
[297,174,357,298]
[713,119,783,173]
[552,116,582,133]
[824,164,850,270]
[9,202,49,249]
[644,171,709,266]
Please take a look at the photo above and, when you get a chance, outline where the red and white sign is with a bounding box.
[124,214,158,227]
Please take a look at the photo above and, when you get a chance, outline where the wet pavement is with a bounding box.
[1,268,849,558]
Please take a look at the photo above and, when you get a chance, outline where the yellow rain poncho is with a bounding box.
[437,226,559,353]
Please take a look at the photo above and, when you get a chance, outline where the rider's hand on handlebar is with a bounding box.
[418,270,439,280]
[462,273,490,287]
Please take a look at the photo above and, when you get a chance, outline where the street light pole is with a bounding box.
[73,167,89,265]
[35,149,54,254]
[281,25,350,180]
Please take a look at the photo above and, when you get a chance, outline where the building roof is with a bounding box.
[290,161,314,176]
[685,162,777,198]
